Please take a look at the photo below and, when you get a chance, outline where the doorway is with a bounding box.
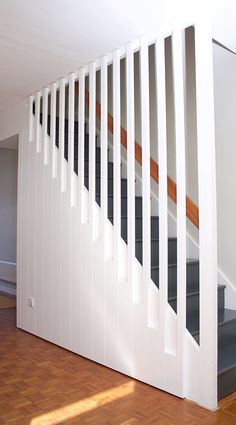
[0,135,18,310]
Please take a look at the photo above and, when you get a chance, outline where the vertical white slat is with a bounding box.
[42,87,49,165]
[35,91,41,153]
[68,73,76,206]
[101,56,108,257]
[28,95,34,142]
[59,78,66,192]
[126,42,136,300]
[78,68,85,222]
[89,62,96,237]
[50,82,57,178]
[155,37,168,338]
[195,20,218,410]
[140,38,151,305]
[113,49,121,275]
[172,28,187,378]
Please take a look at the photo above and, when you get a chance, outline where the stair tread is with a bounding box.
[151,259,199,270]
[112,215,159,220]
[96,194,140,200]
[168,284,226,302]
[108,214,143,219]
[136,237,176,242]
[218,342,236,373]
[85,176,126,181]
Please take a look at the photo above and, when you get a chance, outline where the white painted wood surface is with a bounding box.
[42,87,49,165]
[50,82,57,178]
[126,42,136,301]
[68,73,76,206]
[28,95,34,143]
[113,49,121,276]
[172,27,187,395]
[195,20,218,410]
[155,35,169,389]
[78,68,85,222]
[59,78,66,192]
[35,91,40,153]
[100,55,109,259]
[140,38,151,308]
[89,62,96,238]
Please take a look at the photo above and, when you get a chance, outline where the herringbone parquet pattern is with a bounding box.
[0,308,235,425]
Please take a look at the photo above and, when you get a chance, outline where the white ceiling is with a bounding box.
[0,0,235,112]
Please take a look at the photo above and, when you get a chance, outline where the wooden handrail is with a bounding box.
[76,82,199,228]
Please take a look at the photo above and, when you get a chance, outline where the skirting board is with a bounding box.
[0,260,16,283]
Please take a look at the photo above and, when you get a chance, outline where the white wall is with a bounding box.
[0,99,27,142]
[0,148,18,263]
[0,99,27,282]
[214,43,236,290]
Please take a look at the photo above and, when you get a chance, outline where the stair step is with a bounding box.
[218,362,236,400]
[218,341,236,374]
[169,284,225,317]
[120,216,159,242]
[218,309,236,347]
[84,161,113,178]
[84,177,127,196]
[135,238,177,267]
[84,145,101,160]
[151,260,199,296]
[218,335,236,400]
[100,195,142,218]
[191,308,236,346]
[105,195,142,217]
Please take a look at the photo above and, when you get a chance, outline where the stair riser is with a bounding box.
[85,177,127,196]
[95,196,129,216]
[84,146,101,161]
[120,216,159,242]
[218,367,236,400]
[84,161,113,178]
[218,320,236,347]
[107,179,127,196]
[67,146,101,160]
[106,197,142,218]
[136,239,177,267]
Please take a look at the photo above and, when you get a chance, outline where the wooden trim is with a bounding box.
[75,82,199,229]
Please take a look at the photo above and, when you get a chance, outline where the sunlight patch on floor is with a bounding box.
[30,381,135,425]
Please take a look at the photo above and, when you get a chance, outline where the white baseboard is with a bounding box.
[0,280,16,296]
[0,260,16,283]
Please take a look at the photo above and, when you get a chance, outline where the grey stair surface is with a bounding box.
[33,104,236,401]
[218,309,236,398]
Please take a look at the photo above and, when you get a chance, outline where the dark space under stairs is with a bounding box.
[37,111,236,400]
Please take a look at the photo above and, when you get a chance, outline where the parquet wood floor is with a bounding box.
[0,308,235,425]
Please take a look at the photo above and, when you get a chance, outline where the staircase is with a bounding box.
[20,22,236,411]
